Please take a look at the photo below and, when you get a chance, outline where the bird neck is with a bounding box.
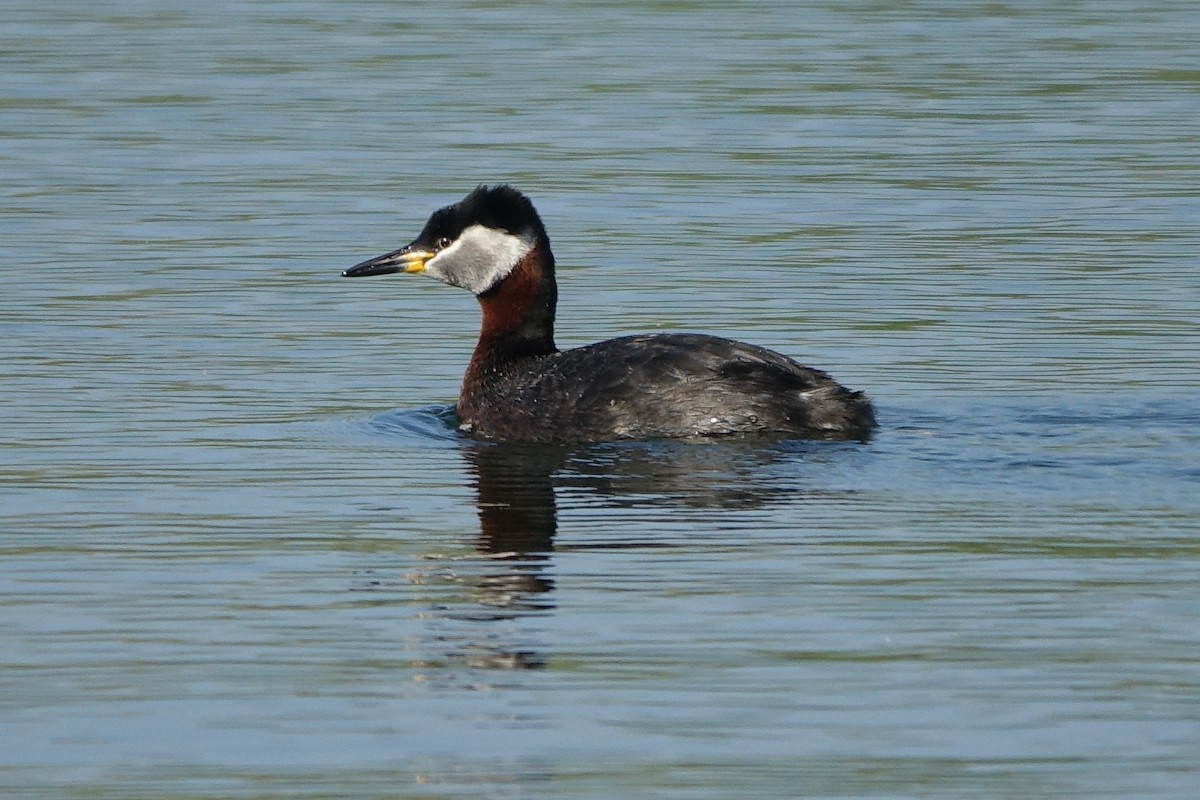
[471,241,558,367]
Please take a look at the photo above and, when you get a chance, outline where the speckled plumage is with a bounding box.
[344,185,875,443]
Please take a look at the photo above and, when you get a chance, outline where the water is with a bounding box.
[3,1,1199,797]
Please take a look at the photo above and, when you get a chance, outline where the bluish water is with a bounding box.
[3,1,1199,798]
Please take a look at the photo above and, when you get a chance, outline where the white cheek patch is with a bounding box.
[425,224,534,295]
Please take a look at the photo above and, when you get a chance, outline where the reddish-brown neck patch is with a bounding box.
[477,248,542,340]
[462,245,557,408]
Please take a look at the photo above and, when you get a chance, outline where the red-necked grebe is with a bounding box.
[343,185,875,443]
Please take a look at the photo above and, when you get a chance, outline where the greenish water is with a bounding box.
[3,1,1199,798]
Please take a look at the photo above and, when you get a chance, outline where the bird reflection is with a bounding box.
[417,436,864,671]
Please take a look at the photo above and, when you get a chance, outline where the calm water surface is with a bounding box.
[3,1,1199,797]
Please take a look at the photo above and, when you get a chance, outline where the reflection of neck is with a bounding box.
[467,444,560,555]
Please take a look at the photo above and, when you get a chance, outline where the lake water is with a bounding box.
[3,1,1199,797]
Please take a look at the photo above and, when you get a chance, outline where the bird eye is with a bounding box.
[436,236,452,249]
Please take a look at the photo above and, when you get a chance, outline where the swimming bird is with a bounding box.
[343,185,875,443]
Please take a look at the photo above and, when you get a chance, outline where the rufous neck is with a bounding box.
[472,242,558,362]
